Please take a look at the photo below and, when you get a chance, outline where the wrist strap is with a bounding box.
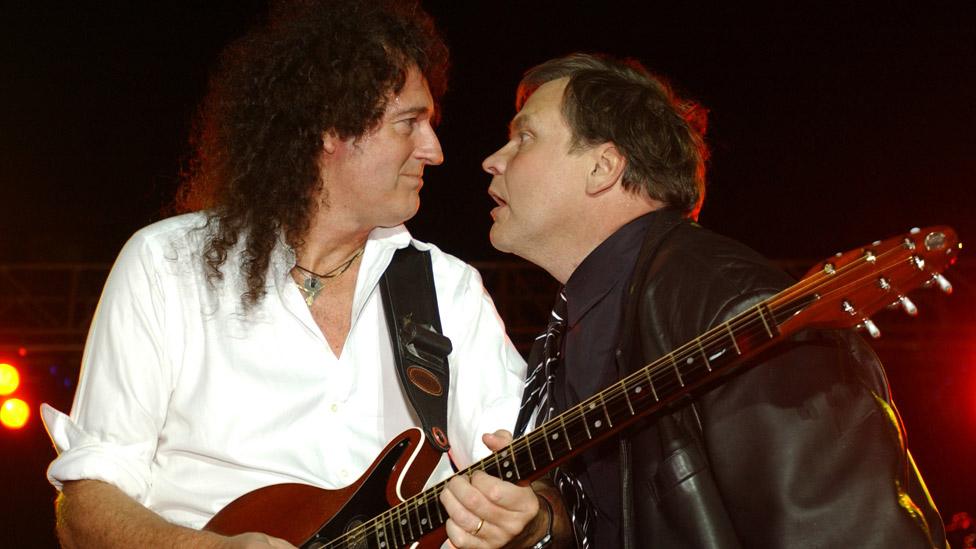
[530,495,554,549]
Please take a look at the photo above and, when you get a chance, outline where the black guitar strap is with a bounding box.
[379,246,453,454]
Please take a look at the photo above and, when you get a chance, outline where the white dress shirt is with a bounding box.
[42,212,526,529]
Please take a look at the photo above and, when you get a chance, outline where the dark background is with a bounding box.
[2,1,974,546]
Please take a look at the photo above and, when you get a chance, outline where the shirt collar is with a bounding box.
[563,211,658,327]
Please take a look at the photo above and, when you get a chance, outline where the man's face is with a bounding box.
[483,78,592,259]
[322,66,443,230]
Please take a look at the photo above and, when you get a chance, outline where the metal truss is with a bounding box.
[0,264,107,354]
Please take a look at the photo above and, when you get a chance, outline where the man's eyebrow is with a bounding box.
[508,114,531,137]
[390,105,431,118]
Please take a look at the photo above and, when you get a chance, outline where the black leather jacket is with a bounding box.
[612,209,946,548]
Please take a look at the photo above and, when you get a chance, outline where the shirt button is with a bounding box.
[330,403,338,412]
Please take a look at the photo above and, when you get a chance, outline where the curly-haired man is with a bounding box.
[42,2,543,547]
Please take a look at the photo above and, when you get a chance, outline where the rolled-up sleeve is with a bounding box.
[43,232,174,503]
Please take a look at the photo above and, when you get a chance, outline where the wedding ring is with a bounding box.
[469,517,485,536]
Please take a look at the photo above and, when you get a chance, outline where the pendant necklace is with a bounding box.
[293,247,364,306]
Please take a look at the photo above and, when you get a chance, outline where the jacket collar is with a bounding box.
[564,211,660,327]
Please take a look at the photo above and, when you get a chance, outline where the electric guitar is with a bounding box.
[205,226,961,548]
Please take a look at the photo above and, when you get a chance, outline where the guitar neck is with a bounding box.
[336,289,817,548]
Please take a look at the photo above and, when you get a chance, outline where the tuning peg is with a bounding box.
[858,318,882,339]
[897,295,918,316]
[932,274,953,294]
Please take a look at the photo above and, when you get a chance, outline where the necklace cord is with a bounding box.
[295,247,364,279]
[293,247,364,306]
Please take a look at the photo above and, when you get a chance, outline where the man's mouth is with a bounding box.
[488,188,508,207]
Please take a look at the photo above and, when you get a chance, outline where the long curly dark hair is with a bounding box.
[175,0,449,307]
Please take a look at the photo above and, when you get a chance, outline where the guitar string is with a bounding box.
[328,243,920,547]
[471,247,923,510]
[329,306,795,547]
[505,242,918,470]
[324,241,926,547]
[360,245,918,547]
[544,243,920,447]
[504,243,925,499]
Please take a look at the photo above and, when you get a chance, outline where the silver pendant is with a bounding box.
[302,277,323,306]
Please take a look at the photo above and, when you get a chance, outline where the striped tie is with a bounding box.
[514,290,594,549]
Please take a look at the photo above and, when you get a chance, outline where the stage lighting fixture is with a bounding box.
[0,363,20,396]
[1,398,29,429]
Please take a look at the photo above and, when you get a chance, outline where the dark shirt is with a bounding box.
[554,212,656,548]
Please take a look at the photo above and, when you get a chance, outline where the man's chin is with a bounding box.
[376,203,420,229]
[488,225,515,254]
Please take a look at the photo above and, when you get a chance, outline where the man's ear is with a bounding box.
[585,143,626,195]
[322,131,340,155]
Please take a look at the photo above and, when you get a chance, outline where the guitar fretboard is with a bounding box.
[322,292,816,549]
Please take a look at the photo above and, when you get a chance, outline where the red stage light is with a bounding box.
[1,398,29,429]
[0,363,20,396]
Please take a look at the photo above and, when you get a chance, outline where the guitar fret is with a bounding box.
[619,379,635,415]
[756,304,774,337]
[724,321,742,354]
[598,393,613,427]
[395,506,407,546]
[391,511,401,546]
[508,445,521,481]
[422,497,433,534]
[695,339,712,372]
[435,492,444,523]
[579,404,593,439]
[484,455,496,479]
[523,434,537,470]
[560,415,573,450]
[373,524,384,549]
[373,520,384,549]
[643,367,660,401]
[405,501,416,540]
[670,354,685,387]
[416,500,425,535]
[585,400,603,433]
[540,424,555,460]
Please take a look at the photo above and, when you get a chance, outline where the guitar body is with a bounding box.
[205,428,447,548]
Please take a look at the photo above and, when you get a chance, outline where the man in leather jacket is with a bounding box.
[482,52,947,547]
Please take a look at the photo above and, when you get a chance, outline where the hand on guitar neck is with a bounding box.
[440,430,569,549]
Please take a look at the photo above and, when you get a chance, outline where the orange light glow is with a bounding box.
[1,398,29,429]
[0,363,20,396]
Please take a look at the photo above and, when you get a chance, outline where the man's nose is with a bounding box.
[418,125,444,166]
[482,144,509,175]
